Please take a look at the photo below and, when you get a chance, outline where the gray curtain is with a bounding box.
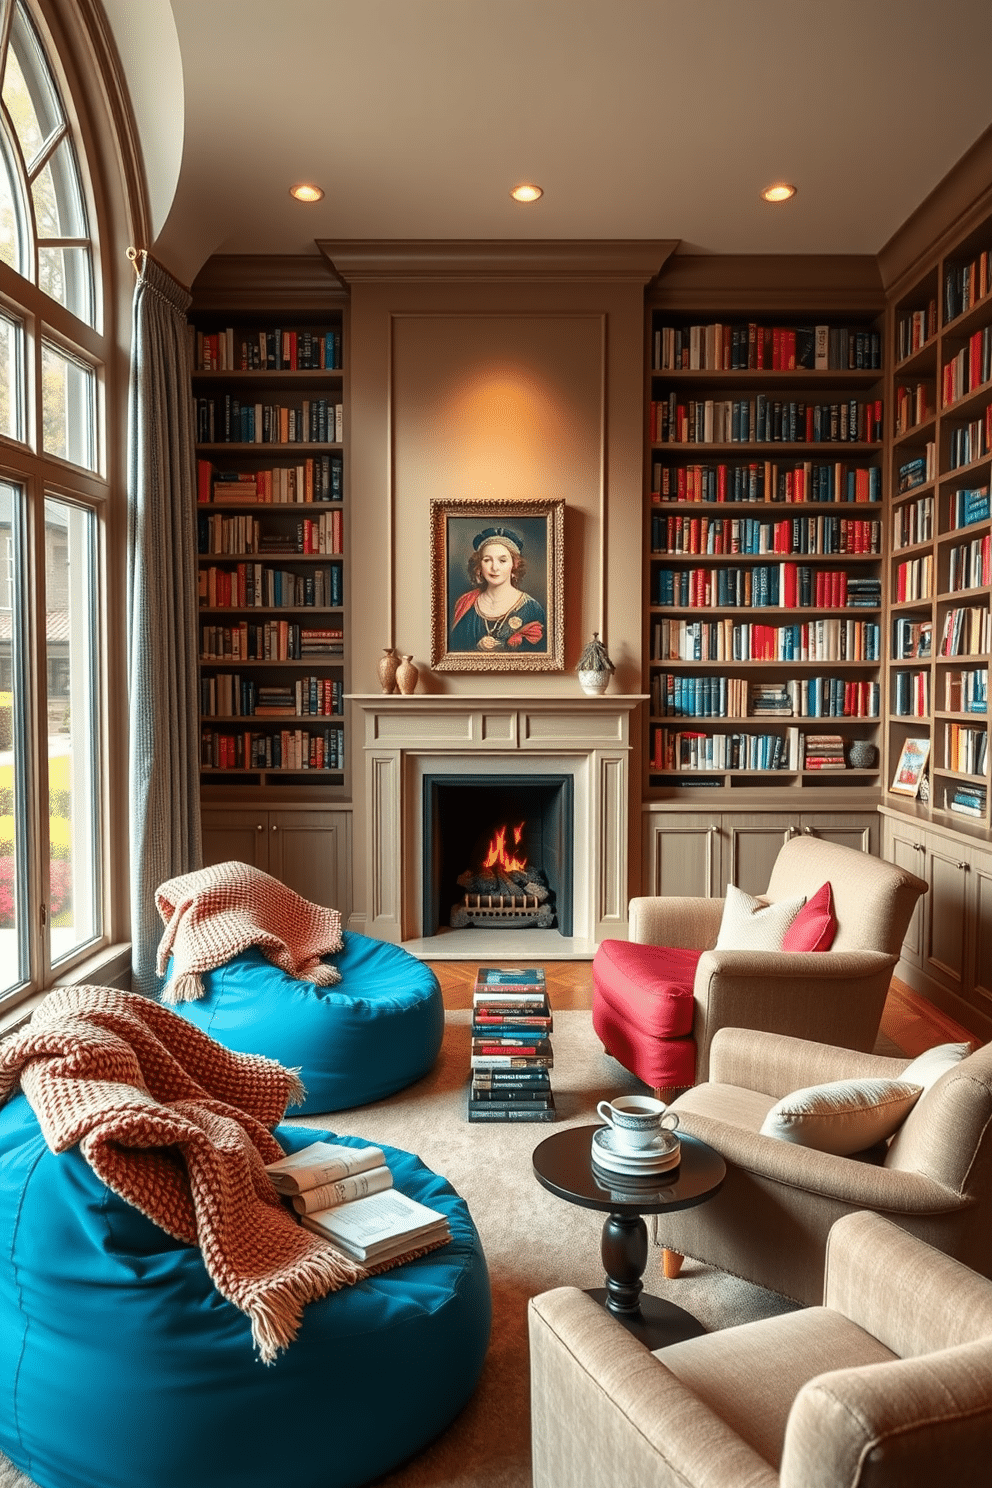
[127,251,202,996]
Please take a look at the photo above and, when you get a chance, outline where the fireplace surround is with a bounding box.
[353,694,644,956]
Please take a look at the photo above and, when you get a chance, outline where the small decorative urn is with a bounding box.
[396,654,420,695]
[576,633,615,697]
[377,647,399,694]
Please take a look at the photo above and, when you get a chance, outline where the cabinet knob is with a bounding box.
[803,825,815,835]
[271,824,278,832]
[957,861,969,871]
[914,842,925,853]
[256,824,263,832]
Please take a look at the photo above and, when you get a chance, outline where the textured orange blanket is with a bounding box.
[0,986,366,1363]
[155,860,343,1003]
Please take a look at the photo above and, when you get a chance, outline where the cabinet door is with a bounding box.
[723,815,796,896]
[798,812,878,855]
[200,808,268,871]
[643,814,721,897]
[926,841,971,992]
[881,818,927,967]
[266,810,352,922]
[968,846,992,1014]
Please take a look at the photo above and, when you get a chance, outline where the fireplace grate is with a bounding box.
[451,892,555,929]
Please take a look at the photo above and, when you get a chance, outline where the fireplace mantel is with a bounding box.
[350,694,646,954]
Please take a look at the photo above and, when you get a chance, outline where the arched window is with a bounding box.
[0,0,137,1012]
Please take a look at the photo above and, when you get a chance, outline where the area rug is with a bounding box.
[0,1009,798,1488]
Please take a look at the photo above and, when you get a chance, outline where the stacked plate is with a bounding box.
[591,1124,681,1177]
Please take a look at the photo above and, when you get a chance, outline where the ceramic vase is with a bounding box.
[377,647,399,694]
[396,655,420,695]
[578,668,611,697]
[576,632,615,697]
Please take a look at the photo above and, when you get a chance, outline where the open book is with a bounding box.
[300,1188,451,1265]
[265,1140,386,1197]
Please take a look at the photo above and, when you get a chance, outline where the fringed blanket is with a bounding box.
[0,986,366,1363]
[155,860,343,1003]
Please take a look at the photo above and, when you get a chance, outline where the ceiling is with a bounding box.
[102,1,992,286]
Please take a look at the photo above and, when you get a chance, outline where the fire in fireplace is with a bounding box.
[452,820,555,929]
[422,774,573,937]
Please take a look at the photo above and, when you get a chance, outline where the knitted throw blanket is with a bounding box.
[0,986,366,1363]
[155,860,343,1003]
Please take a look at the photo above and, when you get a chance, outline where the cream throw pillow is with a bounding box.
[899,1041,971,1092]
[759,1077,923,1155]
[714,885,806,952]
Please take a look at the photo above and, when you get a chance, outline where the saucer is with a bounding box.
[591,1126,681,1175]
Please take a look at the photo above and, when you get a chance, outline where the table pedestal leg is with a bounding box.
[600,1211,647,1316]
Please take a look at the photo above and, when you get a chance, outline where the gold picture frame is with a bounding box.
[430,498,565,672]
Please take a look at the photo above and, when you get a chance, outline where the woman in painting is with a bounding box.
[449,526,546,653]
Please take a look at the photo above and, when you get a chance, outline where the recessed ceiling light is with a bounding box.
[510,183,543,203]
[290,183,324,203]
[760,182,797,203]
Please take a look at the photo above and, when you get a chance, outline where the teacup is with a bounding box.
[596,1094,679,1152]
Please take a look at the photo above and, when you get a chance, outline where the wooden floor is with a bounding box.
[427,961,980,1057]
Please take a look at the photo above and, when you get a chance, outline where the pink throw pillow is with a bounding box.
[781,881,836,952]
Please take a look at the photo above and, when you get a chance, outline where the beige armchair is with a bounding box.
[593,835,928,1091]
[658,1027,992,1305]
[529,1210,992,1488]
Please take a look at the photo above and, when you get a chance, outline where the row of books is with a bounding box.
[199,675,344,720]
[197,457,342,505]
[944,253,992,324]
[195,327,342,373]
[650,513,880,557]
[652,674,879,720]
[651,460,881,505]
[650,396,884,447]
[199,562,341,611]
[894,555,933,603]
[942,325,992,408]
[893,669,929,718]
[946,783,988,819]
[892,495,934,551]
[896,301,937,362]
[265,1142,450,1270]
[947,534,992,593]
[944,722,988,777]
[895,381,932,436]
[897,446,936,492]
[653,566,880,611]
[948,405,992,470]
[892,617,932,659]
[651,616,880,663]
[200,726,345,772]
[200,623,343,662]
[944,668,988,714]
[940,605,992,658]
[196,396,343,446]
[197,514,346,567]
[949,486,990,530]
[468,967,555,1123]
[651,727,853,774]
[652,323,881,372]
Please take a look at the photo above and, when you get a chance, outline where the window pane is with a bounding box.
[45,497,100,961]
[0,481,28,996]
[39,244,91,322]
[3,3,62,172]
[0,311,22,439]
[42,341,95,469]
[0,135,22,272]
[32,135,84,238]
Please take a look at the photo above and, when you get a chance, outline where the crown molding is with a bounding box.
[317,239,678,285]
[648,254,885,315]
[190,253,349,312]
[878,125,992,298]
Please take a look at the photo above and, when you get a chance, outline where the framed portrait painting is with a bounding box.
[430,498,565,672]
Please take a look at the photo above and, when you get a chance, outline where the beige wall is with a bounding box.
[327,242,671,928]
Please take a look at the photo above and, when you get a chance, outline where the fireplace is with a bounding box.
[423,774,574,937]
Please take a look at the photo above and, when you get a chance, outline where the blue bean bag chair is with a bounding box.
[0,1109,491,1488]
[168,931,444,1113]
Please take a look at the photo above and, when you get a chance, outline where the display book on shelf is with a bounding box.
[468,967,555,1122]
[265,1140,450,1268]
[647,313,884,790]
[886,223,992,828]
[191,314,347,786]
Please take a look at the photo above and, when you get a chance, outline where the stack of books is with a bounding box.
[468,966,555,1122]
[947,783,988,819]
[803,732,846,770]
[265,1140,451,1267]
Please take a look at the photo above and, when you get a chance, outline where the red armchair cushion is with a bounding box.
[781,881,837,953]
[591,940,700,1088]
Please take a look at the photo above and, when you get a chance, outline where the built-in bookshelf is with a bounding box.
[885,217,992,828]
[645,309,886,796]
[190,277,348,794]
